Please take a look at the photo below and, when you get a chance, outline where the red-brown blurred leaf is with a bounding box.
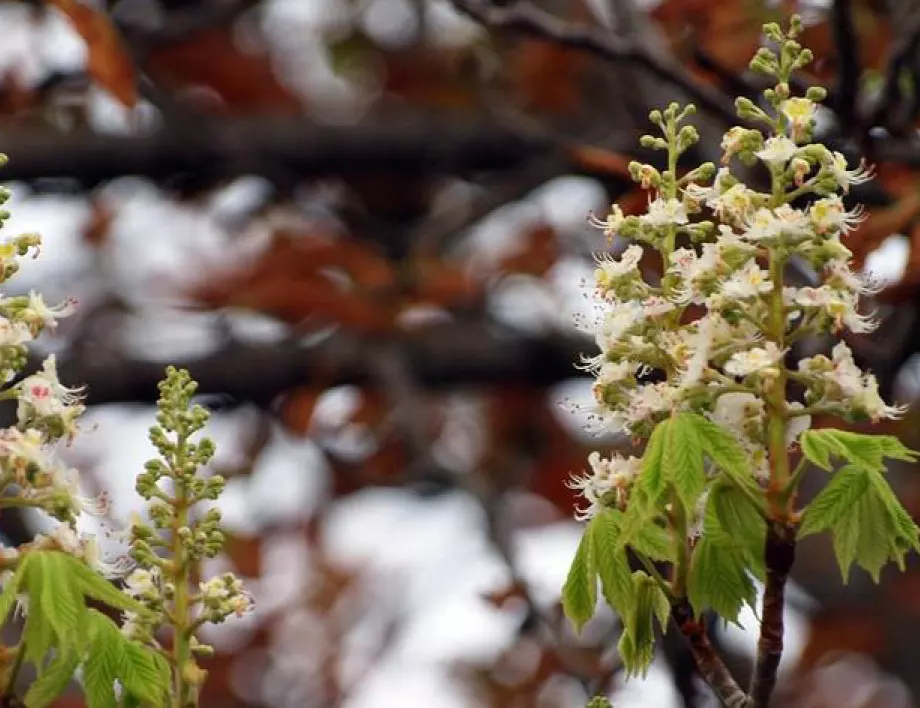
[280,387,324,436]
[499,223,559,276]
[145,27,301,114]
[508,37,589,115]
[410,259,483,308]
[188,230,398,332]
[223,533,262,578]
[82,198,114,249]
[651,0,769,80]
[567,144,633,179]
[48,0,137,107]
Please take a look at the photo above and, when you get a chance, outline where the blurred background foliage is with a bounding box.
[3,0,920,706]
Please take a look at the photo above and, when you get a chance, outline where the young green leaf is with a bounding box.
[617,572,670,677]
[630,520,674,563]
[803,466,920,582]
[24,649,80,708]
[705,482,767,580]
[663,414,705,510]
[21,559,55,670]
[589,509,635,614]
[683,413,763,502]
[562,530,596,632]
[799,465,868,538]
[0,562,25,625]
[120,642,169,706]
[82,610,124,708]
[687,536,756,624]
[639,419,669,503]
[40,553,84,651]
[64,556,146,614]
[800,429,918,473]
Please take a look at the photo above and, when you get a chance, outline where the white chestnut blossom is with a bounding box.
[588,203,627,239]
[825,151,874,193]
[644,197,688,227]
[756,136,799,165]
[808,195,866,236]
[720,259,774,300]
[780,97,816,141]
[567,451,642,520]
[725,342,786,377]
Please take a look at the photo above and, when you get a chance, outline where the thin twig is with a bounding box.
[446,0,737,124]
[831,0,861,131]
[749,522,797,708]
[671,600,751,708]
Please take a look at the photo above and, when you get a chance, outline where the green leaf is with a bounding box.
[687,536,756,624]
[799,465,869,538]
[631,521,674,563]
[562,530,596,633]
[706,482,767,580]
[803,465,920,583]
[82,611,123,708]
[121,642,169,706]
[800,429,918,473]
[24,649,80,708]
[618,572,669,678]
[0,562,25,625]
[21,558,54,670]
[39,553,83,650]
[589,510,635,614]
[663,415,705,510]
[639,420,670,503]
[683,413,763,501]
[63,557,145,614]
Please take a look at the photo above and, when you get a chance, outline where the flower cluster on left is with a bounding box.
[0,158,251,708]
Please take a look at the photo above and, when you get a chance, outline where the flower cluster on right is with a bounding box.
[570,17,899,525]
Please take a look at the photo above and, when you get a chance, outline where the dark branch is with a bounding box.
[868,7,920,134]
[0,118,545,187]
[831,0,861,131]
[749,522,797,708]
[121,0,266,46]
[446,0,737,124]
[671,600,751,708]
[46,324,592,407]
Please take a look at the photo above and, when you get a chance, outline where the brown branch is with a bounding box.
[749,521,797,708]
[831,0,861,131]
[671,600,751,708]
[36,324,593,408]
[445,0,737,124]
[0,117,545,187]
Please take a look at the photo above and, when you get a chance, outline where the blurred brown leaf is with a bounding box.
[188,230,398,332]
[82,198,114,249]
[48,0,137,107]
[145,27,301,114]
[499,223,559,276]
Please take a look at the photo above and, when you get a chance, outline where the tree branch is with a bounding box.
[446,0,737,124]
[831,0,861,131]
[42,324,593,407]
[749,521,797,708]
[671,599,751,708]
[0,118,545,187]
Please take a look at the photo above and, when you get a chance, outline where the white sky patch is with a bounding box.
[864,234,910,285]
